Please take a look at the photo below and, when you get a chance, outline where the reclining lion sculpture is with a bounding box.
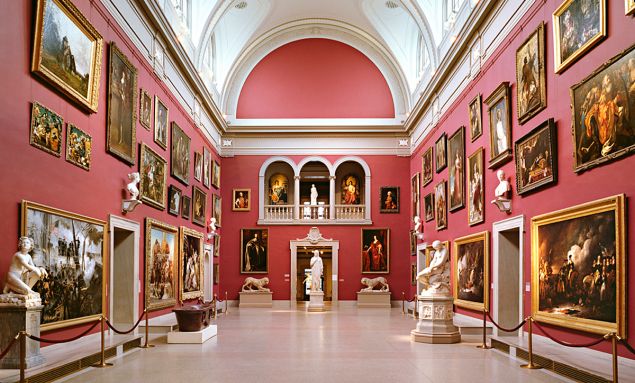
[241,277,270,292]
[359,277,389,292]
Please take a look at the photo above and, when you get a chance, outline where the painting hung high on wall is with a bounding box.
[269,173,288,204]
[553,0,606,73]
[628,0,635,15]
[168,185,182,216]
[485,82,512,168]
[341,174,361,204]
[411,173,420,219]
[515,118,557,195]
[434,181,447,230]
[139,89,152,130]
[435,133,447,173]
[192,186,207,227]
[361,228,390,274]
[453,231,489,311]
[171,122,190,185]
[233,188,250,211]
[203,147,211,188]
[571,43,635,173]
[193,152,202,182]
[211,160,221,189]
[213,194,222,227]
[380,186,399,213]
[22,201,106,330]
[145,218,177,311]
[181,195,191,220]
[422,147,433,186]
[424,192,434,222]
[448,126,465,212]
[30,102,63,157]
[66,124,92,170]
[409,230,416,255]
[214,235,220,257]
[241,228,268,273]
[32,0,103,112]
[139,143,167,210]
[468,94,482,142]
[180,226,204,301]
[467,147,484,226]
[531,195,626,336]
[106,43,137,165]
[516,22,546,124]
[154,96,168,149]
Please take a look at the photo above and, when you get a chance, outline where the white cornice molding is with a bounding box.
[226,118,405,134]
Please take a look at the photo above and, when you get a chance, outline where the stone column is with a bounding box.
[329,175,336,220]
[294,175,301,220]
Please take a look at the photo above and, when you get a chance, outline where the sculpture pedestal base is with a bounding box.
[411,293,460,344]
[239,291,273,308]
[356,291,391,308]
[308,291,325,312]
[0,304,45,369]
[167,325,217,344]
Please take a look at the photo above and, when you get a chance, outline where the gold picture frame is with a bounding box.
[485,82,512,169]
[212,160,221,189]
[468,94,482,142]
[30,101,63,157]
[31,0,103,113]
[467,147,484,226]
[434,180,447,230]
[448,126,465,212]
[422,147,433,186]
[145,218,177,311]
[139,89,152,130]
[192,186,207,227]
[179,226,204,301]
[361,228,390,274]
[66,123,92,170]
[516,22,546,125]
[213,194,222,227]
[411,173,420,219]
[240,228,268,274]
[170,122,190,185]
[233,188,251,211]
[628,0,635,15]
[453,231,489,311]
[139,143,167,210]
[531,195,626,337]
[154,96,168,149]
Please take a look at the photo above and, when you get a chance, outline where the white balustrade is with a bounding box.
[301,203,330,220]
[264,205,294,220]
[334,204,365,220]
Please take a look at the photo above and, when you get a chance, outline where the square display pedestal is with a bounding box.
[411,294,460,344]
[356,291,391,308]
[167,325,217,344]
[239,291,273,308]
[307,291,325,312]
[0,304,45,369]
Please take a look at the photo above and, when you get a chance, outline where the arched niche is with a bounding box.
[259,157,297,222]
[333,157,372,221]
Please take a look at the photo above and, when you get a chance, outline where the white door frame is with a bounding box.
[290,227,339,307]
[108,215,140,333]
[415,242,428,296]
[204,241,214,301]
[492,214,524,338]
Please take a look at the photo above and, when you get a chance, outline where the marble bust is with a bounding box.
[413,215,422,234]
[310,250,323,292]
[492,169,511,203]
[1,237,48,306]
[416,240,450,296]
[127,172,140,200]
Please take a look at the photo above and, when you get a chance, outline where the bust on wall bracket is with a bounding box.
[122,172,142,214]
[491,169,512,214]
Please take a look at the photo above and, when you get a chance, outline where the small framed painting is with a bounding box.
[233,188,251,211]
[422,147,433,186]
[435,133,447,173]
[181,195,191,220]
[409,230,416,255]
[379,186,399,213]
[411,264,417,286]
[434,180,447,231]
[66,124,92,170]
[139,143,167,210]
[139,89,152,130]
[168,185,182,216]
[467,147,484,226]
[214,264,219,284]
[213,194,222,227]
[171,122,190,185]
[485,82,512,169]
[468,94,482,142]
[411,173,420,219]
[192,186,207,227]
[361,228,390,274]
[448,126,465,212]
[516,22,546,125]
[212,160,221,189]
[30,102,63,157]
[424,192,434,222]
[214,235,220,257]
[154,96,168,149]
[194,151,203,182]
[203,147,211,188]
[515,118,557,195]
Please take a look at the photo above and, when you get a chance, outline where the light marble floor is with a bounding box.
[61,307,570,383]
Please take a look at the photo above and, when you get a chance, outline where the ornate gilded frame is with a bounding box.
[448,126,465,212]
[240,228,269,274]
[379,186,400,214]
[453,231,489,311]
[139,143,167,210]
[467,147,484,226]
[411,173,420,219]
[212,160,221,189]
[145,218,177,311]
[434,180,447,231]
[65,123,92,170]
[514,118,557,195]
[139,89,152,130]
[154,96,169,149]
[361,228,390,274]
[468,94,482,142]
[435,133,447,173]
[515,22,546,125]
[424,192,434,222]
[422,147,433,186]
[232,188,251,211]
[179,226,204,301]
[628,0,635,15]
[212,194,222,227]
[170,122,191,185]
[192,186,207,227]
[485,82,512,169]
[30,101,63,157]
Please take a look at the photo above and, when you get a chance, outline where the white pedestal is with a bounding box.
[167,325,217,344]
[239,291,273,308]
[411,293,460,344]
[356,291,391,308]
[308,291,325,312]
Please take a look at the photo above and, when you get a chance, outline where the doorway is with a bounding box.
[492,215,524,338]
[296,247,332,302]
[109,216,140,331]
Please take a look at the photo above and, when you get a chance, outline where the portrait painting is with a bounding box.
[213,194,222,227]
[516,22,547,124]
[139,143,167,210]
[192,186,207,227]
[211,160,221,189]
[485,82,512,168]
[468,94,482,141]
[214,234,220,257]
[434,180,447,230]
[341,174,361,204]
[553,0,606,73]
[422,147,433,186]
[361,228,390,274]
[22,201,106,330]
[269,173,288,204]
[145,218,177,311]
[515,118,557,195]
[180,226,204,301]
[448,126,465,212]
[628,0,635,15]
[32,0,103,112]
[154,96,168,149]
[139,89,152,130]
[30,102,63,157]
[66,123,92,170]
[233,188,251,211]
[168,185,182,216]
[571,43,635,173]
[181,195,191,220]
[467,147,484,226]
[171,122,190,185]
[380,186,399,213]
[411,264,417,286]
[106,43,137,165]
[424,192,434,222]
[203,147,211,188]
[241,228,268,273]
[531,195,626,336]
[193,152,202,182]
[409,230,416,256]
[435,133,447,172]
[453,231,489,311]
[411,173,420,219]
[214,264,219,284]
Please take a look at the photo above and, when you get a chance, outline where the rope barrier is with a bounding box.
[617,337,635,356]
[485,311,527,333]
[0,333,19,361]
[26,319,101,344]
[105,312,146,335]
[532,321,608,348]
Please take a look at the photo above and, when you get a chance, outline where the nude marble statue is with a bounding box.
[416,240,450,295]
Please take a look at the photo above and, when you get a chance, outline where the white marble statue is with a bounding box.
[359,277,389,292]
[310,250,323,292]
[310,184,318,205]
[416,240,450,295]
[413,216,422,234]
[241,277,270,292]
[492,169,511,203]
[127,172,140,200]
[209,217,217,234]
[1,237,47,306]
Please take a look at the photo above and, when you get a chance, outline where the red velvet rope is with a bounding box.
[485,311,527,333]
[532,321,607,348]
[106,312,146,335]
[27,320,101,344]
[619,339,635,355]
[0,334,19,361]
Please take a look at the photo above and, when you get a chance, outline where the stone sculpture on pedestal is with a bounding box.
[241,277,270,292]
[359,277,389,292]
[308,250,325,312]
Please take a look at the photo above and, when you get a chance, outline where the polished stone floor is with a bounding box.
[62,306,569,383]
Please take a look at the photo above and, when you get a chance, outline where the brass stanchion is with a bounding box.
[93,315,113,367]
[520,317,542,369]
[212,294,217,319]
[19,331,26,383]
[401,292,405,315]
[611,333,618,383]
[140,308,155,349]
[476,309,491,349]
[224,291,228,315]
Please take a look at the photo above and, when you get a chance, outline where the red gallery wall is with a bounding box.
[409,1,635,357]
[0,1,220,342]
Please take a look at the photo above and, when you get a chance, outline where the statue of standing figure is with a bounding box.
[310,249,323,292]
[310,184,318,205]
[1,237,48,306]
[416,240,450,295]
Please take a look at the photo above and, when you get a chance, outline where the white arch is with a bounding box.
[332,156,372,177]
[296,156,334,177]
[258,156,298,177]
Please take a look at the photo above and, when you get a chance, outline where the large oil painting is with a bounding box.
[531,195,625,336]
[269,173,288,204]
[192,186,207,227]
[380,186,399,213]
[180,226,204,301]
[485,82,512,168]
[22,201,105,330]
[434,181,447,230]
[139,143,167,210]
[571,43,635,173]
[422,147,433,186]
[145,218,177,311]
[154,96,168,149]
[553,0,606,73]
[448,126,465,212]
[32,0,103,112]
[467,147,484,226]
[516,22,546,124]
[361,228,390,274]
[106,43,137,165]
[171,122,190,185]
[341,174,361,204]
[515,118,557,195]
[30,101,63,157]
[241,228,268,274]
[435,133,447,173]
[453,231,489,311]
[66,123,92,170]
[468,94,482,142]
